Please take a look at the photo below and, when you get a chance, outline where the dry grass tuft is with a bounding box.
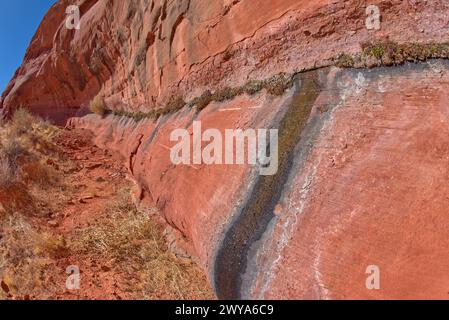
[264,73,294,96]
[336,41,449,68]
[336,53,355,68]
[89,95,107,116]
[0,159,16,187]
[20,160,58,186]
[0,109,69,299]
[9,108,34,136]
[0,139,23,187]
[243,80,265,96]
[74,187,214,299]
[190,90,213,111]
[0,215,66,299]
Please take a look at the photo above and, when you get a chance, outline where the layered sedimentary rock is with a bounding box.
[2,0,448,119]
[3,0,449,299]
[70,61,449,299]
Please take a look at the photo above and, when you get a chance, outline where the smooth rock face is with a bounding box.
[250,61,449,299]
[3,0,449,299]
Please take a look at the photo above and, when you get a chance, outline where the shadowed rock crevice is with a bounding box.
[129,134,144,175]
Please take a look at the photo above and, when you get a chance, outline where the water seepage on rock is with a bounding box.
[3,0,449,299]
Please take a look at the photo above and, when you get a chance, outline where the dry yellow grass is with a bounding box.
[0,109,67,299]
[74,187,214,300]
[89,95,107,116]
[0,215,66,299]
[9,108,34,136]
[0,108,63,215]
[0,108,214,300]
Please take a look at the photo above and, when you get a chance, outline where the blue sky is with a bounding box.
[0,0,56,93]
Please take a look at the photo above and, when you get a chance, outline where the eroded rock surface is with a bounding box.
[3,0,449,299]
[2,0,448,119]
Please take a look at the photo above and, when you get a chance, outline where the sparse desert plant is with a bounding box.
[10,108,34,136]
[0,109,70,299]
[0,108,63,216]
[243,79,265,96]
[161,95,186,115]
[364,43,386,59]
[0,215,65,299]
[20,160,55,186]
[190,90,213,111]
[0,139,24,187]
[117,28,128,44]
[1,138,23,164]
[212,86,242,102]
[358,41,449,67]
[74,187,214,299]
[336,53,355,68]
[126,0,138,20]
[0,156,16,187]
[29,119,59,153]
[135,45,148,68]
[264,73,293,96]
[90,95,107,116]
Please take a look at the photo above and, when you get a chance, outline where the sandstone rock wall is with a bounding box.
[3,0,449,299]
[70,60,449,299]
[2,0,448,119]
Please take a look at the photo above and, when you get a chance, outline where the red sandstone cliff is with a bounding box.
[2,0,448,119]
[2,0,449,299]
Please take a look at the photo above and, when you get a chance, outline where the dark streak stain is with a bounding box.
[213,70,322,299]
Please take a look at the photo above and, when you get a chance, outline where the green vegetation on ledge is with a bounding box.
[99,41,448,122]
[336,41,449,68]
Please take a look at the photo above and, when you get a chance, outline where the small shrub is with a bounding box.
[264,73,293,96]
[10,108,34,136]
[212,87,242,102]
[0,139,23,187]
[336,53,355,68]
[0,157,16,187]
[164,96,186,114]
[191,90,213,111]
[1,138,23,164]
[133,111,147,121]
[90,95,107,116]
[126,0,138,20]
[135,45,148,68]
[20,160,56,186]
[243,80,265,95]
[113,109,126,117]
